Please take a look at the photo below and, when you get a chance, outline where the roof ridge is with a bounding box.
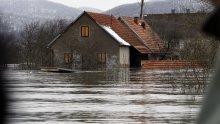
[86,11,112,17]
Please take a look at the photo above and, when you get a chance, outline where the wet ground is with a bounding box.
[5,69,206,124]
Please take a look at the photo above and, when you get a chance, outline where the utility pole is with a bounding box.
[140,0,144,19]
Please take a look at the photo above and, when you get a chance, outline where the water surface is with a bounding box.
[6,69,206,124]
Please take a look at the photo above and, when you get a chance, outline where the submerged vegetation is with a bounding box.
[20,19,68,69]
[0,13,69,69]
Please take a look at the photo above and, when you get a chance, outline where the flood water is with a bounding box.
[5,69,207,124]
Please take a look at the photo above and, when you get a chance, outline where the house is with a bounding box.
[144,13,210,40]
[144,13,210,60]
[47,11,164,69]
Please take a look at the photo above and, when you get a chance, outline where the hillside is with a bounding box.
[78,7,103,13]
[0,0,82,32]
[0,0,213,33]
[105,0,213,17]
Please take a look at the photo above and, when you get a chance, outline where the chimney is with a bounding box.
[141,22,146,29]
[186,9,190,13]
[171,9,175,14]
[134,17,139,24]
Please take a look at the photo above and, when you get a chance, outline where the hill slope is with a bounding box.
[78,7,103,13]
[0,0,82,32]
[105,0,212,17]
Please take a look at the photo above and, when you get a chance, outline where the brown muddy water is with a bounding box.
[5,69,207,124]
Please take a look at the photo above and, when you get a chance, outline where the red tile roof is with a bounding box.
[49,11,164,54]
[141,60,201,69]
[120,16,164,53]
[86,12,152,54]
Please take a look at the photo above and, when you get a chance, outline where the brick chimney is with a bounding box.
[134,17,139,24]
[141,22,146,29]
[171,9,175,14]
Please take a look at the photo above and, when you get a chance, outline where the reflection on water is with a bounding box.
[5,69,206,124]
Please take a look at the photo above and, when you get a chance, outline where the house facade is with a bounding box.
[48,11,164,69]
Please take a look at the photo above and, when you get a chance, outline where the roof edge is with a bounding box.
[100,25,130,46]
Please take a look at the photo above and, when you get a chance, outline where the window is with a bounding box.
[81,26,89,37]
[97,52,106,64]
[64,53,72,64]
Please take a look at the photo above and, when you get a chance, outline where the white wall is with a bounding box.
[119,46,130,67]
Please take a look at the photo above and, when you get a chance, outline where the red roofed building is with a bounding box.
[48,11,164,69]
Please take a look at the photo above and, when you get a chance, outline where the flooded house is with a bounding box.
[47,11,164,69]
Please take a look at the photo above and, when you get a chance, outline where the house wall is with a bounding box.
[51,14,129,69]
[119,46,130,67]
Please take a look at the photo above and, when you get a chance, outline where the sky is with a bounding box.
[47,0,160,11]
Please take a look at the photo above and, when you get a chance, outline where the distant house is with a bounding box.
[47,11,164,69]
[143,12,210,60]
[144,13,210,40]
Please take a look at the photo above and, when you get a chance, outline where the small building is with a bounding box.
[48,11,164,69]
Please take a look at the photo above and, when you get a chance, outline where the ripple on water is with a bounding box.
[5,69,205,124]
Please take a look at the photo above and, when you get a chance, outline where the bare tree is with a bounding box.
[0,14,20,67]
[20,19,68,69]
[200,0,211,4]
[20,22,39,68]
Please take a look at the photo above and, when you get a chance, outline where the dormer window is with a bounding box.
[81,26,89,37]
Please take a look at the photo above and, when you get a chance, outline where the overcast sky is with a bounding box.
[48,0,163,11]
